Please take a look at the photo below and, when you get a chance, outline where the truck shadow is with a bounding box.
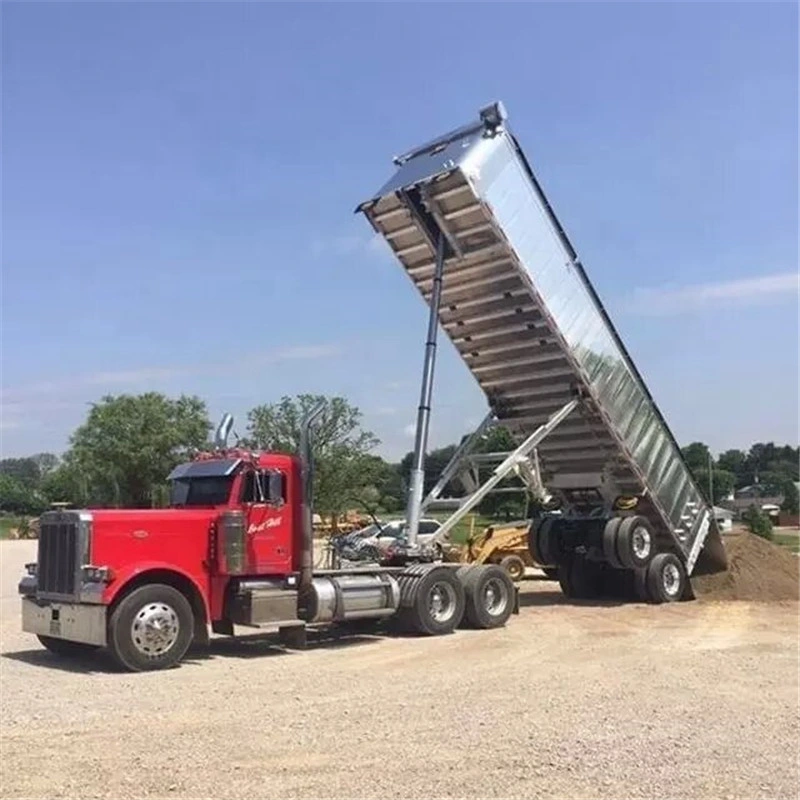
[192,629,382,664]
[2,648,117,675]
[517,589,627,608]
[1,629,384,674]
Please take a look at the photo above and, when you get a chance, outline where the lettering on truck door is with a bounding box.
[240,468,291,573]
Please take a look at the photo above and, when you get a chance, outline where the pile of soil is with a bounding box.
[692,529,799,601]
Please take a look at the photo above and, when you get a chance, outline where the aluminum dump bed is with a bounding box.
[357,102,725,576]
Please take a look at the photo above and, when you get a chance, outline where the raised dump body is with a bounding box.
[358,102,726,582]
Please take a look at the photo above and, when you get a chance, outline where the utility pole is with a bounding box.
[708,450,714,505]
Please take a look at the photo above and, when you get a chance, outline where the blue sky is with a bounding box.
[1,1,797,462]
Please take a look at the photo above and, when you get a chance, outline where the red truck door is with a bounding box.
[240,468,292,574]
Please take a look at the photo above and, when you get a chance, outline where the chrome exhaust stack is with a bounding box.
[298,401,326,596]
[214,413,234,449]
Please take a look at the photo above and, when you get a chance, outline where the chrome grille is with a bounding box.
[37,512,88,598]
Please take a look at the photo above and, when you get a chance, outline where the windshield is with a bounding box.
[169,476,234,507]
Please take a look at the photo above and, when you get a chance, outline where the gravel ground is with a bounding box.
[1,540,798,800]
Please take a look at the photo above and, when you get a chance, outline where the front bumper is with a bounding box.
[21,598,107,646]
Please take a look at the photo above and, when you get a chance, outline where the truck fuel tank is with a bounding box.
[305,573,401,624]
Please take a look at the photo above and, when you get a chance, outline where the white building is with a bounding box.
[713,505,734,533]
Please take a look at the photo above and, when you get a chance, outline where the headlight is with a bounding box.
[81,565,113,583]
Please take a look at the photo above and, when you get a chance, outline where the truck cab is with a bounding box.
[18,448,308,671]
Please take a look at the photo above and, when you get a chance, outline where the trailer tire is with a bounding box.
[615,516,655,569]
[402,566,465,636]
[462,565,514,629]
[499,555,526,582]
[107,583,194,672]
[558,556,602,600]
[528,518,546,564]
[645,553,687,604]
[37,636,99,658]
[537,517,559,566]
[542,568,559,581]
[602,517,623,569]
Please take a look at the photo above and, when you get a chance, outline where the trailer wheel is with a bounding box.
[499,555,526,582]
[462,565,514,629]
[107,583,194,672]
[602,517,623,568]
[542,568,559,581]
[558,556,601,600]
[37,636,99,658]
[645,553,687,603]
[402,566,465,636]
[615,516,655,569]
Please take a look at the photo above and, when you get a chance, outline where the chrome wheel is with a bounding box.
[631,525,652,561]
[482,577,510,616]
[131,602,180,659]
[427,580,458,624]
[661,563,681,598]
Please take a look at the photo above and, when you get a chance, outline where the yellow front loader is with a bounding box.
[443,521,558,582]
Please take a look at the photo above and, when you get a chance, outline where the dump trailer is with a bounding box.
[357,101,727,603]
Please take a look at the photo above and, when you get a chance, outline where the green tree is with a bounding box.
[681,442,712,472]
[246,394,380,525]
[691,468,736,505]
[32,452,59,477]
[399,444,459,499]
[716,449,748,486]
[68,393,211,508]
[0,457,41,488]
[742,504,773,541]
[780,480,799,515]
[0,474,47,515]
[40,460,89,507]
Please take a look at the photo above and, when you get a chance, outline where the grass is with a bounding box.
[428,512,506,544]
[0,516,24,540]
[772,531,800,554]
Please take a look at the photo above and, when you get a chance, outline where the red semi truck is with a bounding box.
[18,407,518,671]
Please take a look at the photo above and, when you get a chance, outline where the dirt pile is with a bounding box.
[692,529,799,601]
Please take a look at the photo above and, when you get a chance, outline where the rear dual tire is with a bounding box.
[605,515,655,570]
[529,517,559,568]
[398,564,514,634]
[461,565,515,629]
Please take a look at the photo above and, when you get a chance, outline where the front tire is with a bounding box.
[37,635,99,658]
[107,583,194,672]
